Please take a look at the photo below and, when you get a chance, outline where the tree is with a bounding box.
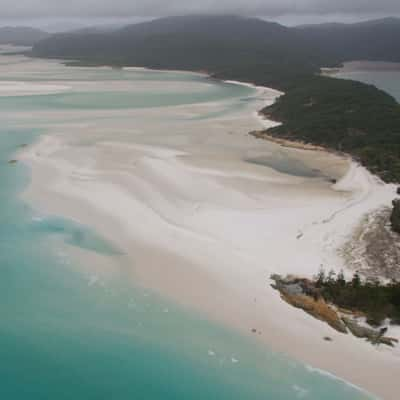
[390,199,400,234]
[351,271,361,289]
[327,269,337,285]
[316,267,326,287]
[337,270,346,287]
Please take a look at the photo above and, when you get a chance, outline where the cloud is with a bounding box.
[0,0,399,19]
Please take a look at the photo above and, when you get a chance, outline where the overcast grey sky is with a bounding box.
[0,0,399,31]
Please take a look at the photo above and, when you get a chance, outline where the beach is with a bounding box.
[12,58,399,399]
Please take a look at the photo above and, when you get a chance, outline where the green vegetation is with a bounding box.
[264,75,400,182]
[315,268,400,326]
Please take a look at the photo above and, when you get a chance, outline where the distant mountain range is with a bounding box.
[33,15,311,82]
[0,27,49,46]
[294,17,400,64]
[31,15,400,87]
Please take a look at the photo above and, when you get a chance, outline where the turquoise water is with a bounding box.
[0,84,252,111]
[0,58,375,399]
[335,68,400,102]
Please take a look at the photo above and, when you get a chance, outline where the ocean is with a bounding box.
[0,52,374,399]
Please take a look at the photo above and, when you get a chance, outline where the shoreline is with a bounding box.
[20,66,399,400]
[250,130,331,152]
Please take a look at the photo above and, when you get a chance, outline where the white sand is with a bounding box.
[0,81,71,96]
[19,71,400,399]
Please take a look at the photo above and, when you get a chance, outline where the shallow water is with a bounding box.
[0,54,374,399]
[246,154,323,178]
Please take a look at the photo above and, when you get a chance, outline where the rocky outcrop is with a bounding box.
[271,274,347,333]
[342,317,378,338]
[271,274,398,347]
[282,292,348,333]
[342,317,399,347]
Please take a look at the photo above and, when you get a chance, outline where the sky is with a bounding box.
[0,0,399,31]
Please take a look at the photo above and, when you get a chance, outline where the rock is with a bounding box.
[281,283,304,297]
[281,292,348,333]
[270,274,282,282]
[8,159,17,164]
[300,280,322,300]
[379,337,399,347]
[397,187,400,195]
[342,317,376,339]
[271,274,398,347]
[342,317,398,346]
[271,274,347,333]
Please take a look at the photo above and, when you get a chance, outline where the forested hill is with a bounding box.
[32,15,322,88]
[32,16,400,88]
[31,15,400,182]
[295,18,400,64]
[263,76,400,182]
